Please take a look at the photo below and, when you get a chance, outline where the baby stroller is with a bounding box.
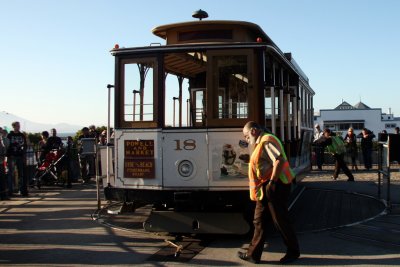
[33,149,66,189]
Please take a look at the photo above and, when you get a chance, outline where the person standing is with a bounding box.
[88,125,98,177]
[313,124,324,170]
[7,121,28,196]
[237,121,300,264]
[0,127,9,200]
[78,127,92,183]
[316,128,355,181]
[45,128,63,151]
[37,131,49,164]
[344,127,358,171]
[357,128,375,170]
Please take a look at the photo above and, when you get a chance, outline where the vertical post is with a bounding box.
[280,89,284,142]
[187,99,190,126]
[95,143,101,210]
[271,87,276,134]
[178,76,184,127]
[173,97,178,127]
[133,90,140,121]
[293,89,298,139]
[106,84,114,187]
[287,93,291,140]
[280,68,285,142]
[387,141,391,210]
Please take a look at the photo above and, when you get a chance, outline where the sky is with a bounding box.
[1,0,399,128]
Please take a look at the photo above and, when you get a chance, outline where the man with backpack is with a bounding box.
[315,128,355,182]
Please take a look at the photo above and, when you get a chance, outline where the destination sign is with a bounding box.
[124,140,155,179]
[124,158,155,178]
[124,140,154,158]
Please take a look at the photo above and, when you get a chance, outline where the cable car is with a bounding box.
[104,11,315,234]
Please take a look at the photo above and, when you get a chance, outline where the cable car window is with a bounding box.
[191,89,206,126]
[123,60,155,122]
[214,55,249,119]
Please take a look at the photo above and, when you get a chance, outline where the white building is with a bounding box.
[314,101,400,136]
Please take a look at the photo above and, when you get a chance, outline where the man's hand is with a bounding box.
[266,180,276,200]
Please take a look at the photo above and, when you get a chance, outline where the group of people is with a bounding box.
[313,124,383,176]
[0,122,68,200]
[0,122,28,200]
[0,122,111,200]
[77,125,109,183]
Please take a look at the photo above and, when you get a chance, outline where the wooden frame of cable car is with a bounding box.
[109,20,315,190]
[113,44,313,140]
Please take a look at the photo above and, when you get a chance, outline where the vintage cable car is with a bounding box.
[104,11,315,234]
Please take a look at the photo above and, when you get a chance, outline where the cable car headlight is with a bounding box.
[178,160,194,177]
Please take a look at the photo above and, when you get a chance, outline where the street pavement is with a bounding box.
[0,167,399,266]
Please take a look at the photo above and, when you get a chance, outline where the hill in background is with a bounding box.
[1,111,83,134]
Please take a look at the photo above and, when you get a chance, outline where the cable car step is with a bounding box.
[143,211,250,234]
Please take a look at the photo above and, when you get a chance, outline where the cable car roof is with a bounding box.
[152,20,275,45]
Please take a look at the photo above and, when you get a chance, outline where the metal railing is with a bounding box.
[377,142,394,211]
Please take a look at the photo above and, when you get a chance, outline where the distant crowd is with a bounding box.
[312,124,400,180]
[0,122,113,200]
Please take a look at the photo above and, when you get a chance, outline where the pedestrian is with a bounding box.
[313,123,324,170]
[45,128,63,151]
[78,127,92,183]
[237,121,300,264]
[89,125,99,141]
[357,128,375,170]
[88,125,98,177]
[316,128,355,181]
[65,136,74,188]
[395,127,399,134]
[343,127,358,171]
[0,127,9,200]
[37,131,49,164]
[98,131,107,146]
[6,121,28,197]
[25,137,36,187]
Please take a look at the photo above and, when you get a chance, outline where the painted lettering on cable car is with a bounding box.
[124,140,154,158]
[124,159,155,178]
[124,140,155,178]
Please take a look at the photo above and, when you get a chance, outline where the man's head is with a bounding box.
[323,128,331,138]
[348,127,354,134]
[11,121,20,132]
[82,127,89,135]
[243,121,262,145]
[41,131,49,139]
[50,128,57,137]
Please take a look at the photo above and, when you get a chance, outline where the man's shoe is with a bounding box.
[237,251,260,264]
[279,252,300,264]
[347,178,355,182]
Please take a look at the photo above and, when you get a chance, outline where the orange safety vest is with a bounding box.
[248,133,295,201]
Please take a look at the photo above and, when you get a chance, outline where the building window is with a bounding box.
[385,123,397,128]
[352,123,364,130]
[324,124,335,130]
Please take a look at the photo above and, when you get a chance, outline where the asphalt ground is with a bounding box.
[0,167,400,266]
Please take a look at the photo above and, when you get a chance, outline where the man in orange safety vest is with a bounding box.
[237,121,300,264]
